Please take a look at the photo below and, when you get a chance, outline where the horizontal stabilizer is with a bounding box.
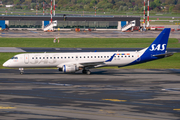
[153,52,174,57]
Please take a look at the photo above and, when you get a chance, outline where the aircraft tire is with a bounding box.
[86,70,91,75]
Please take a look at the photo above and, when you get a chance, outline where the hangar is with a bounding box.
[0,15,140,30]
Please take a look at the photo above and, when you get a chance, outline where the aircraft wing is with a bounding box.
[79,61,105,67]
[57,53,116,68]
[79,53,116,67]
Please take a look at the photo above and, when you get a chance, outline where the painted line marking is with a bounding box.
[173,109,180,111]
[0,106,16,109]
[102,99,127,102]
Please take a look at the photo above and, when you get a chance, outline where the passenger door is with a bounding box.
[24,54,29,64]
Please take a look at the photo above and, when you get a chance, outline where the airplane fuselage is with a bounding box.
[4,50,144,68]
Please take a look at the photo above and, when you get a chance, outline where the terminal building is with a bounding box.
[0,15,140,30]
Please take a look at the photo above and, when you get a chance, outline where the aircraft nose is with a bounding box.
[3,61,9,67]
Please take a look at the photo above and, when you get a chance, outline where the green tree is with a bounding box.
[57,0,68,7]
[22,0,32,9]
[23,5,29,10]
[150,2,157,9]
[173,4,180,11]
[154,0,161,7]
[123,6,128,11]
[135,0,143,8]
[104,3,113,9]
[14,0,21,5]
[169,5,174,12]
[118,5,123,11]
[90,0,97,5]
[134,6,138,11]
[77,0,83,4]
[97,1,106,8]
[15,5,22,9]
[165,0,175,4]
[31,3,36,9]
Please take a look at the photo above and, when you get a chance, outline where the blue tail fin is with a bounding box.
[148,28,171,54]
[119,28,171,67]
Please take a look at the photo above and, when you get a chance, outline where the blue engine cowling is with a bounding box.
[62,65,78,73]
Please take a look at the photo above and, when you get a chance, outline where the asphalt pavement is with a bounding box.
[0,69,180,120]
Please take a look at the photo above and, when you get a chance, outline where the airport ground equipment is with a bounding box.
[121,20,136,32]
[44,20,57,32]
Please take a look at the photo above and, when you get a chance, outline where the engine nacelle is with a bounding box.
[62,65,78,73]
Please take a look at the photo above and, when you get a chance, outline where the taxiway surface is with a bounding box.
[0,69,180,120]
[0,30,180,38]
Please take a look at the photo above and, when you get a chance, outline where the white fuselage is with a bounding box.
[3,50,145,69]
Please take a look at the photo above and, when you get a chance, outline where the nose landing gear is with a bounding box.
[19,68,24,74]
[82,69,91,75]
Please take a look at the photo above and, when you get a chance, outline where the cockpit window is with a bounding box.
[11,57,18,59]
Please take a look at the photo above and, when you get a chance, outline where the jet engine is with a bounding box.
[62,65,78,73]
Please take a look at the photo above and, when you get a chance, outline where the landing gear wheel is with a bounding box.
[19,68,24,75]
[82,69,91,75]
[86,70,91,75]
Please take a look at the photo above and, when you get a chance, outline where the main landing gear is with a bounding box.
[82,69,91,75]
[19,68,24,75]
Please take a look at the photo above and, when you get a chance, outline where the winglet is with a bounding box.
[105,53,116,62]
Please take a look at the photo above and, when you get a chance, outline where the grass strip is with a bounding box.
[0,38,179,48]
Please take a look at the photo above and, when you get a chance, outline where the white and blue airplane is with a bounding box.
[3,28,173,74]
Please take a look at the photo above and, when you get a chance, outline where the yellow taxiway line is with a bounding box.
[102,99,127,102]
[0,106,16,109]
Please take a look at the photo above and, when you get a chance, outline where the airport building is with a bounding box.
[0,15,140,30]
